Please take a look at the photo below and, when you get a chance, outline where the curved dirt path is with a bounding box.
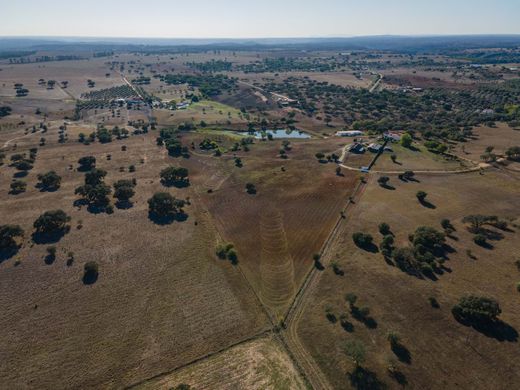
[282,178,369,390]
[2,129,43,149]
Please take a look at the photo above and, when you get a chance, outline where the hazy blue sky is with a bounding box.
[2,0,519,38]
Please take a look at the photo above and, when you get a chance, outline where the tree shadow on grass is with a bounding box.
[419,199,436,209]
[13,171,29,178]
[454,316,518,342]
[380,184,396,191]
[148,212,188,225]
[115,200,133,210]
[391,343,412,364]
[389,369,408,387]
[44,254,56,265]
[355,242,379,254]
[82,272,98,285]
[161,179,190,189]
[0,247,20,263]
[348,366,387,390]
[32,229,68,244]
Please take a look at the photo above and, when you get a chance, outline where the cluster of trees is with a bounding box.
[238,57,340,73]
[148,192,186,221]
[163,74,238,97]
[0,225,24,251]
[452,295,501,324]
[505,146,520,161]
[160,166,189,187]
[262,77,520,139]
[113,179,136,207]
[157,128,189,157]
[215,243,238,264]
[187,60,233,73]
[37,171,61,191]
[390,226,446,276]
[75,168,112,210]
[14,83,29,97]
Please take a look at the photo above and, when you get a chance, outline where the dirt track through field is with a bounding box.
[280,177,370,390]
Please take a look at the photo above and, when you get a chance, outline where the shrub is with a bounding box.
[377,176,390,186]
[473,234,487,247]
[428,297,440,308]
[83,261,99,284]
[10,180,26,194]
[245,183,256,194]
[343,339,366,366]
[378,223,391,235]
[416,191,427,202]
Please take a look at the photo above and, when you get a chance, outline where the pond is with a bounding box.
[251,129,311,139]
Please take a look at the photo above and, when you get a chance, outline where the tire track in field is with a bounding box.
[281,177,369,390]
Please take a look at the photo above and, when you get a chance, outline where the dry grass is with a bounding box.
[0,130,269,388]
[297,169,520,389]
[137,335,306,390]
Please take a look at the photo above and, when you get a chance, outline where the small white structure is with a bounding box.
[336,130,364,137]
[368,143,383,152]
[176,101,190,110]
[384,132,402,142]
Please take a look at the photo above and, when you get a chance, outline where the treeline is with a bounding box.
[163,73,237,97]
[264,77,520,140]
[187,60,233,72]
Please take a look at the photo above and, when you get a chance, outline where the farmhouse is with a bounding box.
[349,143,365,153]
[336,130,364,137]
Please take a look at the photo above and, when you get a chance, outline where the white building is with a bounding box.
[336,130,364,137]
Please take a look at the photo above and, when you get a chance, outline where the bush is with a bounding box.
[83,261,99,284]
[452,295,501,323]
[473,234,487,246]
[10,180,26,194]
[216,243,237,264]
[245,183,256,194]
[343,339,366,366]
[378,223,390,235]
[416,191,427,202]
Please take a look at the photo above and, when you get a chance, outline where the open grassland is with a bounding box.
[373,143,472,172]
[297,169,520,389]
[154,100,246,127]
[0,129,269,388]
[137,335,306,390]
[454,123,520,167]
[182,134,358,317]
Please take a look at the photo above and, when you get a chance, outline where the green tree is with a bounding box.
[343,339,366,366]
[0,225,24,250]
[78,156,96,171]
[37,171,61,191]
[452,295,501,323]
[401,133,413,148]
[33,210,70,234]
[10,180,26,194]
